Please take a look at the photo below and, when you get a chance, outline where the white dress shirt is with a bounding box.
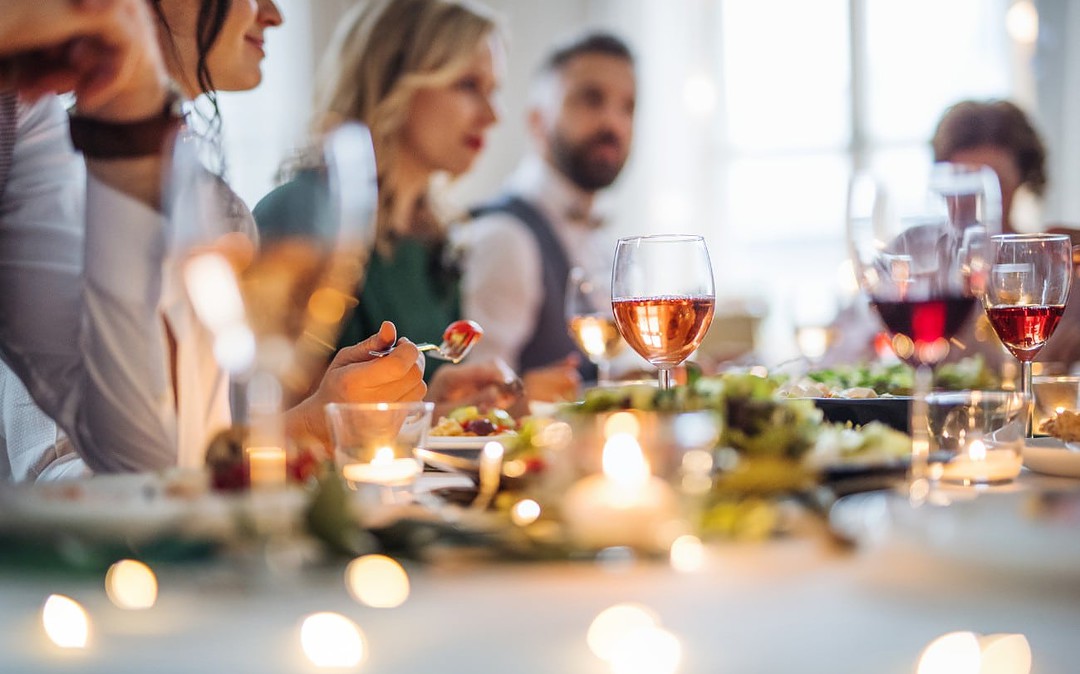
[0,96,232,479]
[456,156,615,371]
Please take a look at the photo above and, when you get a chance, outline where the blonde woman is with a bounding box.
[254,0,521,409]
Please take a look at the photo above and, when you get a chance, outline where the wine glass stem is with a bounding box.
[1021,359,1034,437]
[908,364,933,506]
[597,359,612,386]
[658,367,674,390]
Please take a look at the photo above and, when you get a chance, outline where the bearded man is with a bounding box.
[459,31,636,399]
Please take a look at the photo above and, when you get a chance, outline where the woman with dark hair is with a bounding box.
[0,0,428,480]
[932,99,1047,234]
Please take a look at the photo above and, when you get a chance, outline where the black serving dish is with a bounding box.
[811,397,912,433]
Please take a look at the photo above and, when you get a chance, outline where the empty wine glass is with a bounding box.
[982,233,1072,436]
[172,122,377,457]
[610,235,715,390]
[847,163,1000,501]
[565,266,625,385]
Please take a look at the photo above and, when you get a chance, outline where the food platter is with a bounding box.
[811,396,911,432]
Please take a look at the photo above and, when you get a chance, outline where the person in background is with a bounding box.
[931,99,1047,235]
[933,99,1080,372]
[254,0,522,416]
[457,31,636,401]
[823,99,1047,372]
[0,0,428,480]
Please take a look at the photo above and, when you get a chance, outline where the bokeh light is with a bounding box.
[511,499,542,527]
[300,612,366,668]
[979,633,1032,674]
[587,603,660,663]
[669,535,706,572]
[917,631,981,674]
[604,412,641,440]
[345,555,410,608]
[42,595,89,649]
[1005,1,1038,45]
[609,625,683,674]
[105,559,158,610]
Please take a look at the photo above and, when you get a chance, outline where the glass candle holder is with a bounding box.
[325,402,434,501]
[925,390,1029,486]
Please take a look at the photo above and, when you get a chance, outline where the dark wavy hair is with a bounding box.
[932,99,1047,196]
[148,0,230,151]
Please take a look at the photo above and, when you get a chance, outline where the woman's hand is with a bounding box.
[286,321,426,443]
[1,0,170,121]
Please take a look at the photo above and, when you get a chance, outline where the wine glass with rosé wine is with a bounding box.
[983,233,1072,436]
[610,235,716,390]
[847,162,1000,503]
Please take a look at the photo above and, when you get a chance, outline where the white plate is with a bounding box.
[424,434,516,451]
[1023,437,1080,479]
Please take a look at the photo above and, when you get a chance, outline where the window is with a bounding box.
[618,0,1014,360]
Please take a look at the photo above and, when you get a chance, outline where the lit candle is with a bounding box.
[938,439,1023,485]
[562,434,679,551]
[342,446,421,486]
[247,446,286,489]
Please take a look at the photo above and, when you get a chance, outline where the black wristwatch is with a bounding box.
[69,86,187,159]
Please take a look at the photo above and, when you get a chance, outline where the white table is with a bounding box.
[1,474,1079,674]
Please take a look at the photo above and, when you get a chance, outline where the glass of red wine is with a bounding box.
[847,163,1000,501]
[611,235,715,390]
[983,233,1072,436]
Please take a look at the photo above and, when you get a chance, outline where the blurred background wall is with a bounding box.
[217,0,1073,365]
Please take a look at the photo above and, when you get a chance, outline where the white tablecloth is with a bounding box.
[1,474,1079,673]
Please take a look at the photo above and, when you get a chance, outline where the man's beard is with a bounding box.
[549,128,627,192]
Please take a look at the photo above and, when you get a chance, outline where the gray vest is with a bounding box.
[0,93,16,199]
[471,196,597,381]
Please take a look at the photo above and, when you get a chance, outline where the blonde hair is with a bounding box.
[308,0,498,252]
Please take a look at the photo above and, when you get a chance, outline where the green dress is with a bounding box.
[252,170,461,381]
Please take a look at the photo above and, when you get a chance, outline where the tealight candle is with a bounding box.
[247,446,286,489]
[562,433,679,551]
[938,439,1023,485]
[342,446,421,486]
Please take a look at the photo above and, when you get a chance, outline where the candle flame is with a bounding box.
[602,434,650,488]
[372,446,395,465]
